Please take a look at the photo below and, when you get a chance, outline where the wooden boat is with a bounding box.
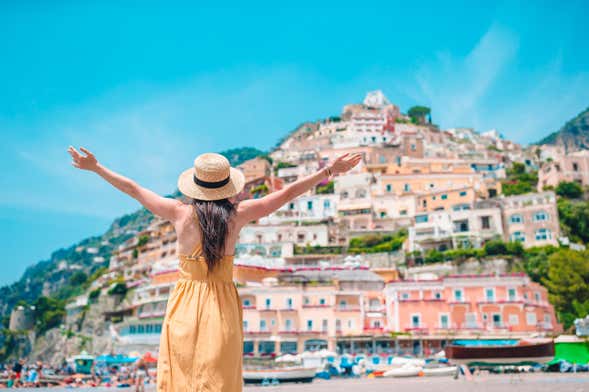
[243,367,315,384]
[422,366,458,377]
[445,339,554,365]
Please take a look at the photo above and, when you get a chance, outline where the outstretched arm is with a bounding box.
[236,153,362,224]
[68,146,183,221]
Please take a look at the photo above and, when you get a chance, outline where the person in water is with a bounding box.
[68,146,361,391]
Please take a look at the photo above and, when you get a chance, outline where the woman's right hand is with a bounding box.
[68,146,99,171]
[329,153,362,175]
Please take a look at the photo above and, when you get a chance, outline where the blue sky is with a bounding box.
[1,1,588,285]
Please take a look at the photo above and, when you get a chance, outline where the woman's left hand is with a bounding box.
[68,146,99,171]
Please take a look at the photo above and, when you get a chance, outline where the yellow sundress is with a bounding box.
[156,242,243,391]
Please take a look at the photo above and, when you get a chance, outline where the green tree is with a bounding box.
[69,271,88,286]
[556,181,583,199]
[407,106,431,124]
[316,181,334,194]
[557,199,589,243]
[542,249,589,329]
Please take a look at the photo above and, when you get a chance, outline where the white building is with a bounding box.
[240,223,330,247]
[259,194,338,225]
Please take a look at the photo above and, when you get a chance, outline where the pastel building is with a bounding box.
[385,273,561,355]
[238,157,271,182]
[408,204,504,252]
[538,150,589,191]
[499,191,560,247]
[239,268,389,356]
[259,194,338,225]
[239,223,330,247]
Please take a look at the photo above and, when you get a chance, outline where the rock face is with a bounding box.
[537,107,589,151]
[30,295,117,366]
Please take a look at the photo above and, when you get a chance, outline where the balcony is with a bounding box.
[404,324,429,333]
[363,327,386,334]
[257,307,278,312]
[302,304,331,309]
[244,330,272,335]
[335,305,361,312]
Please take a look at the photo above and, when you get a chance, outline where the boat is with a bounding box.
[422,366,457,377]
[243,367,316,384]
[382,364,423,377]
[445,339,555,366]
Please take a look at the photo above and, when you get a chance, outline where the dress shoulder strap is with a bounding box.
[189,242,203,258]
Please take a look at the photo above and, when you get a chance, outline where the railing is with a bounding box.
[334,305,361,312]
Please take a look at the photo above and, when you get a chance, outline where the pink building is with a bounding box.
[538,150,589,190]
[385,273,561,355]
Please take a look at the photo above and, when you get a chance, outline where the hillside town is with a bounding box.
[4,91,589,377]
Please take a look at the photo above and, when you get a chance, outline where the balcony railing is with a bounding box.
[335,306,361,312]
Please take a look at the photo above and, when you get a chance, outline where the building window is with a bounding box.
[434,292,442,300]
[411,144,416,151]
[465,313,477,328]
[339,300,347,309]
[452,204,470,211]
[400,209,408,216]
[510,214,523,224]
[535,228,552,241]
[454,289,464,302]
[243,320,248,331]
[481,216,491,229]
[289,202,295,210]
[492,314,502,328]
[319,298,326,305]
[286,298,293,309]
[404,184,411,192]
[508,288,517,301]
[510,231,526,243]
[322,319,328,332]
[307,320,313,331]
[386,184,392,192]
[411,314,421,328]
[297,233,305,242]
[485,288,495,302]
[401,292,410,300]
[526,312,537,326]
[285,319,292,331]
[323,200,330,208]
[415,214,428,223]
[441,194,448,200]
[534,292,541,302]
[260,320,267,331]
[454,219,469,232]
[573,162,579,171]
[265,298,271,309]
[440,314,449,329]
[243,299,251,307]
[533,211,549,222]
[508,314,519,326]
[422,200,427,208]
[459,191,467,197]
[307,201,313,210]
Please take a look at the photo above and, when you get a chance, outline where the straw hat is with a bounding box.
[177,153,245,201]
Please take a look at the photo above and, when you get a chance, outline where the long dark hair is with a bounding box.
[191,198,236,269]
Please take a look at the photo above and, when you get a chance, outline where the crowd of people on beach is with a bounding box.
[0,358,154,389]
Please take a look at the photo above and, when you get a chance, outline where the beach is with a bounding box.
[7,373,589,392]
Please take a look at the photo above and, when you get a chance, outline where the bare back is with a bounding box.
[172,202,252,257]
